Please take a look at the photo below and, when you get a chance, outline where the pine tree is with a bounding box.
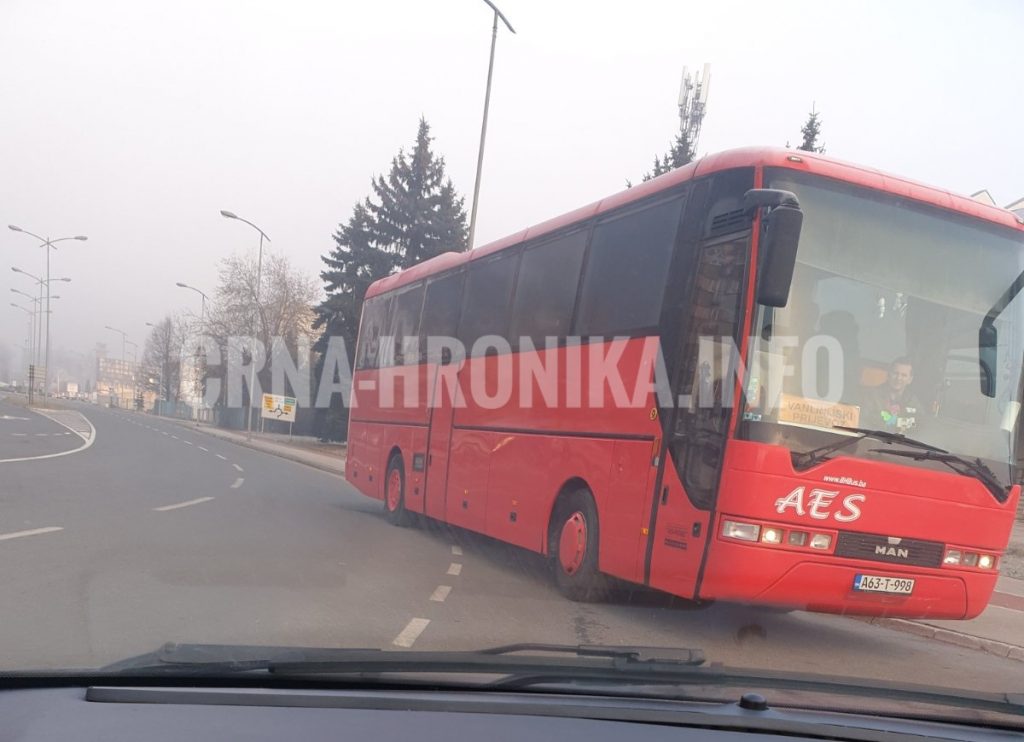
[798,105,825,153]
[639,129,695,183]
[312,118,468,439]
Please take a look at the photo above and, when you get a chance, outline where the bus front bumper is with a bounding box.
[700,542,996,619]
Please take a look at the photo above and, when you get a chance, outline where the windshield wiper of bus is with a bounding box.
[868,448,1010,503]
[791,426,947,471]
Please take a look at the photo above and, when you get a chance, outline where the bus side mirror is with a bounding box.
[979,322,997,398]
[756,203,803,308]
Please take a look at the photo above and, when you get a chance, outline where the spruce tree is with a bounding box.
[798,105,825,153]
[312,118,468,439]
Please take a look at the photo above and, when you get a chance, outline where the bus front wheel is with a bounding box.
[550,489,607,602]
[384,455,411,527]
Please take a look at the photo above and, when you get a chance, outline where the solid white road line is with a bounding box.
[154,496,215,512]
[451,545,463,556]
[216,454,227,460]
[0,526,64,542]
[429,585,452,603]
[447,563,462,576]
[392,618,430,648]
[233,464,243,472]
[231,478,244,489]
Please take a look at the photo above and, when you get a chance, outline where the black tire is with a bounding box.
[384,454,411,527]
[550,488,608,602]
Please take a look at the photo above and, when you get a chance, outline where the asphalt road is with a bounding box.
[0,396,84,460]
[0,395,1020,695]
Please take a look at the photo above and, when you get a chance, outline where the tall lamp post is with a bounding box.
[467,0,515,249]
[126,339,140,409]
[219,210,270,440]
[176,281,210,422]
[10,303,34,390]
[145,321,166,413]
[8,226,87,401]
[11,267,71,386]
[104,325,129,409]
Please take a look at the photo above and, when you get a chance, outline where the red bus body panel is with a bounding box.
[347,146,1024,619]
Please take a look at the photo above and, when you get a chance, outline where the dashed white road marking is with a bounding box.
[34,433,48,436]
[231,477,244,489]
[183,440,193,446]
[170,435,179,440]
[233,464,243,472]
[11,433,26,437]
[451,545,463,556]
[161,431,169,436]
[392,618,430,648]
[429,585,452,603]
[216,454,227,460]
[154,496,215,512]
[0,526,64,542]
[198,446,208,452]
[447,563,462,576]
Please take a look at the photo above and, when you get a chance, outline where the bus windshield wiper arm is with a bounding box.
[868,448,1010,503]
[792,426,947,470]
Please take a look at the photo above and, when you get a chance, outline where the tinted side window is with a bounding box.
[574,196,684,336]
[355,295,392,371]
[509,230,588,348]
[458,252,520,354]
[384,284,424,365]
[421,271,465,338]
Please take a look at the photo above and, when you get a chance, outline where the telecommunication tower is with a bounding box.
[678,63,711,152]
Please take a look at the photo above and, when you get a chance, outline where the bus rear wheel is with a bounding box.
[384,455,410,527]
[551,489,607,602]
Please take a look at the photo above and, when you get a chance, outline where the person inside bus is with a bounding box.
[861,356,922,432]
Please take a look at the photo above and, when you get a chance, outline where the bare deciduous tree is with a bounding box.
[143,314,188,402]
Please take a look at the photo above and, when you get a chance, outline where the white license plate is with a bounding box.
[853,574,915,595]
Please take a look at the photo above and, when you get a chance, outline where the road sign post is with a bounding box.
[260,393,297,437]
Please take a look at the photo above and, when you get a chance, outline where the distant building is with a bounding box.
[95,356,154,409]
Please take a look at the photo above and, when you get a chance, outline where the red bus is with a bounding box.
[345,147,1024,619]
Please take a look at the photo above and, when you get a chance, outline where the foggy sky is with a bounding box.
[2,0,1022,380]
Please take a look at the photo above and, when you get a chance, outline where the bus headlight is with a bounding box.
[761,527,784,545]
[978,554,995,569]
[963,552,979,567]
[943,549,962,565]
[722,520,760,542]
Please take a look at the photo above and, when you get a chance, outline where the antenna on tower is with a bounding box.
[678,63,711,154]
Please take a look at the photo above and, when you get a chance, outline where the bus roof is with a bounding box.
[365,146,1024,300]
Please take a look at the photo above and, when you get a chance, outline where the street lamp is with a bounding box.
[176,281,211,423]
[467,0,515,249]
[11,267,71,372]
[146,321,166,410]
[175,282,209,329]
[104,325,128,362]
[8,226,86,401]
[220,210,270,439]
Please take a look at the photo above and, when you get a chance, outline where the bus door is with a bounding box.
[646,228,751,599]
[422,351,461,521]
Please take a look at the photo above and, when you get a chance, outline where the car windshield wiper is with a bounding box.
[868,448,1010,503]
[90,642,1024,720]
[792,426,947,470]
[99,642,706,676]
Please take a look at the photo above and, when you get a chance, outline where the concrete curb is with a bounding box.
[858,616,1024,663]
[153,416,346,477]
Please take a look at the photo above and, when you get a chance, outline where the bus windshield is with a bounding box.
[742,169,1024,482]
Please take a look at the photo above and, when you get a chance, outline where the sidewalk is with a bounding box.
[159,416,346,476]
[863,520,1024,662]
